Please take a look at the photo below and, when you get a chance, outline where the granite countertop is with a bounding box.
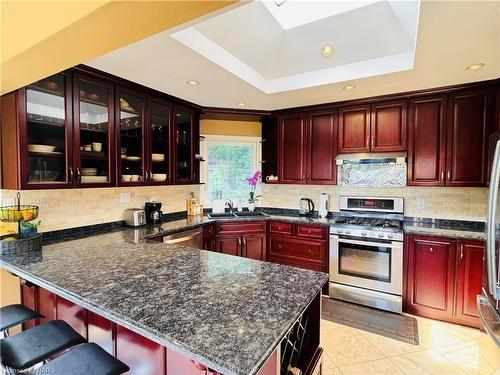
[0,227,328,375]
[403,218,485,240]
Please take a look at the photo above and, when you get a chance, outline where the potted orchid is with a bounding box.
[246,171,262,212]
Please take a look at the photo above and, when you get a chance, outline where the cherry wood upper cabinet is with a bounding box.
[370,100,407,152]
[406,235,456,320]
[454,240,484,328]
[338,105,370,153]
[408,95,447,186]
[446,88,492,186]
[307,111,337,184]
[278,113,307,183]
[73,73,116,188]
[115,87,148,186]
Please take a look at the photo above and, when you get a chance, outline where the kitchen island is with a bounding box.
[0,226,328,375]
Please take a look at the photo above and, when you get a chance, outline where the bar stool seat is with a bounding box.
[0,320,85,370]
[0,304,41,332]
[40,343,129,375]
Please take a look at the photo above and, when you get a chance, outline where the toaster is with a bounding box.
[124,208,146,227]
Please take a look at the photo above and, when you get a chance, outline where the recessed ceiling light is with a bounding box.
[343,85,356,90]
[321,43,334,57]
[237,102,246,107]
[465,63,485,71]
[186,80,199,86]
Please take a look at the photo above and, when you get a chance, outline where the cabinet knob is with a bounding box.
[308,230,311,234]
[278,244,282,249]
[278,227,282,230]
[307,249,312,254]
[429,247,434,253]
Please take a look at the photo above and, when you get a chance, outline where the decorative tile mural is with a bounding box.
[340,163,407,187]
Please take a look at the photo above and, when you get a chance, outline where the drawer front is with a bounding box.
[296,224,327,240]
[269,221,293,235]
[217,221,265,234]
[269,255,326,272]
[269,236,324,262]
[203,223,215,238]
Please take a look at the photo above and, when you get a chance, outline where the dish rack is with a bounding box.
[0,192,39,239]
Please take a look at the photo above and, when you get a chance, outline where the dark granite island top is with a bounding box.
[0,229,328,375]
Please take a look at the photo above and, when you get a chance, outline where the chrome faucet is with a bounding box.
[226,200,234,214]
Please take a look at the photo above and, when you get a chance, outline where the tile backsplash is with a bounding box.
[0,184,488,233]
[1,185,201,233]
[261,184,488,222]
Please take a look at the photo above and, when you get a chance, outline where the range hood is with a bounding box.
[336,152,407,187]
[336,152,407,165]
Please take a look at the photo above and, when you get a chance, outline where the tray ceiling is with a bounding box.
[87,1,500,110]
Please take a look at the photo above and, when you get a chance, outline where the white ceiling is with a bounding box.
[87,1,500,111]
[170,0,419,93]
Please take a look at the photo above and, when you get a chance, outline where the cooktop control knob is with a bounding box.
[361,231,367,236]
[387,234,394,239]
[345,230,351,234]
[337,229,343,234]
[378,233,385,238]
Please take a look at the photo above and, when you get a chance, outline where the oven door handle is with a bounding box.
[331,235,401,249]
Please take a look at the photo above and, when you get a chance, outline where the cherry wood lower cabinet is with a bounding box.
[405,235,484,328]
[215,221,267,261]
[454,240,485,327]
[202,223,216,251]
[18,281,317,375]
[55,296,87,338]
[87,310,114,355]
[116,324,166,374]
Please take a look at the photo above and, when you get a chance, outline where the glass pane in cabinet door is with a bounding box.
[150,102,170,183]
[26,74,67,183]
[78,80,110,184]
[175,110,192,181]
[119,94,143,183]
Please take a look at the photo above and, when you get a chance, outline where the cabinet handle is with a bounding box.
[460,244,464,259]
[145,170,149,182]
[441,171,444,181]
[242,237,246,250]
[447,170,451,181]
[371,137,374,149]
[76,168,81,184]
[69,167,74,183]
[429,247,434,253]
[239,237,242,250]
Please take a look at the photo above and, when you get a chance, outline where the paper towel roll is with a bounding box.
[319,193,329,218]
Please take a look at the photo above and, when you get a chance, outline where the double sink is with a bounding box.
[206,211,270,219]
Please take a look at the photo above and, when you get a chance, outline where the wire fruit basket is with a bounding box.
[0,192,39,239]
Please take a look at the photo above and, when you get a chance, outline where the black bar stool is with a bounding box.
[0,304,41,337]
[40,343,129,375]
[0,320,86,370]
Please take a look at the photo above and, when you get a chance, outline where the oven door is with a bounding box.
[329,235,403,295]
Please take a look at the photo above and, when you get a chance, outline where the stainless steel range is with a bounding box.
[329,196,404,313]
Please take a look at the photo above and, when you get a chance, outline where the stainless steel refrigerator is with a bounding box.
[478,131,500,346]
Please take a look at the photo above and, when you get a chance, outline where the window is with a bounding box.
[200,135,261,206]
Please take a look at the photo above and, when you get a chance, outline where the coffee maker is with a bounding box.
[144,201,163,224]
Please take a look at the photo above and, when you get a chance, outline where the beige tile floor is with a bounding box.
[321,315,500,375]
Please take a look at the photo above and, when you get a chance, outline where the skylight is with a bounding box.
[261,0,381,30]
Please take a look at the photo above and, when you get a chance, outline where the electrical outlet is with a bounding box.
[120,193,130,203]
[416,197,425,210]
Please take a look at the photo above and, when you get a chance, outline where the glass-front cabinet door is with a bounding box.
[73,74,114,186]
[116,88,146,185]
[174,107,194,183]
[23,72,72,188]
[148,98,172,184]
